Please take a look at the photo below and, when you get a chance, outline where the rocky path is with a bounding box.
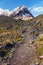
[0,27,40,65]
[8,29,40,65]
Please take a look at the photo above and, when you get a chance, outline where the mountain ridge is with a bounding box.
[0,5,33,20]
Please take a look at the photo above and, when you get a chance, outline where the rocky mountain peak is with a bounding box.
[0,5,33,20]
[9,5,33,20]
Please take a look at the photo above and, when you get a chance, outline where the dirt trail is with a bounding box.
[8,29,39,65]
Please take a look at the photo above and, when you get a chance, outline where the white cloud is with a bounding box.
[31,6,43,12]
[30,6,43,12]
[29,6,43,16]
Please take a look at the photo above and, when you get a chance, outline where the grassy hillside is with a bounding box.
[34,34,43,56]
[0,14,43,64]
[0,15,29,61]
[0,14,43,44]
[0,15,28,44]
[33,34,43,65]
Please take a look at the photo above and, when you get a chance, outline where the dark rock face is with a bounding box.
[0,41,17,62]
[9,5,33,20]
[0,50,7,58]
[5,42,16,49]
[13,7,33,17]
[5,43,14,49]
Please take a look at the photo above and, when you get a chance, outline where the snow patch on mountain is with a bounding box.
[0,8,10,16]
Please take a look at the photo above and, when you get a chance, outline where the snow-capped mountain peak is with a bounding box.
[0,5,33,20]
[0,8,10,16]
[9,5,33,20]
[19,5,25,10]
[9,5,25,15]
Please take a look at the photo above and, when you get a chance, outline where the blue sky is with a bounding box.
[0,0,43,16]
